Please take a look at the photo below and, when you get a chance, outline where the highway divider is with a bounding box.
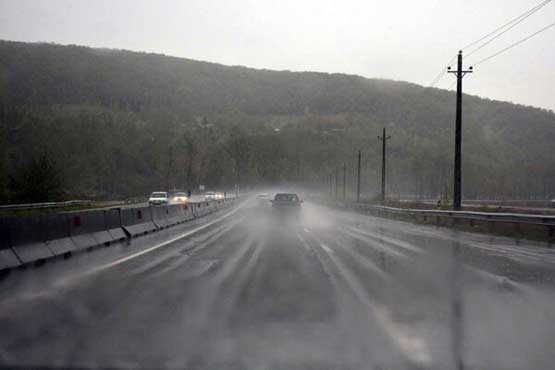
[5,214,56,265]
[166,204,186,226]
[68,210,116,250]
[0,216,27,270]
[42,213,75,256]
[0,197,241,273]
[151,205,171,229]
[104,208,127,242]
[121,206,158,236]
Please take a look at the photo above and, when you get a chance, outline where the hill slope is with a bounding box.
[0,40,553,201]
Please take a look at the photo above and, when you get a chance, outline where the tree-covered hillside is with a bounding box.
[0,40,553,202]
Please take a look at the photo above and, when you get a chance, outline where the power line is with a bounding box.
[472,21,555,67]
[466,0,552,58]
[429,54,457,87]
[462,0,552,50]
[428,0,552,88]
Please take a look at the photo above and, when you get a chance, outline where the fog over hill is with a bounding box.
[0,40,554,201]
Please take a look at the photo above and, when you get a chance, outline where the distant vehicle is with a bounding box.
[172,192,188,204]
[204,191,217,200]
[215,191,225,200]
[271,193,303,222]
[271,193,303,209]
[148,191,169,205]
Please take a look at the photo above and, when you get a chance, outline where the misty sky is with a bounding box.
[1,0,554,110]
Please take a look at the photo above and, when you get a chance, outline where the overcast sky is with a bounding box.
[1,0,554,111]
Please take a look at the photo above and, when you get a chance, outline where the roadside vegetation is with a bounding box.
[1,41,554,204]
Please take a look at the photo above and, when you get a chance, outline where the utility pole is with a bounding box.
[378,128,391,204]
[357,151,361,202]
[448,50,472,211]
[343,162,347,201]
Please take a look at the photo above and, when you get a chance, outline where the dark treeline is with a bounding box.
[1,40,554,203]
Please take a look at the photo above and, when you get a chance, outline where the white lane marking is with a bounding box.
[316,240,431,366]
[130,251,181,275]
[345,225,423,254]
[296,231,312,251]
[150,254,191,276]
[371,304,432,365]
[341,229,411,261]
[84,206,242,275]
[320,243,333,254]
[312,231,388,281]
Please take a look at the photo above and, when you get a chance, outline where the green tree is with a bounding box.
[10,153,63,203]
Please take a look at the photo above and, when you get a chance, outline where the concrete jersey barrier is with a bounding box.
[166,205,185,226]
[68,210,114,250]
[6,214,56,264]
[121,206,158,237]
[0,216,22,269]
[151,206,171,229]
[0,196,242,272]
[42,213,76,256]
[103,208,127,241]
[180,204,195,222]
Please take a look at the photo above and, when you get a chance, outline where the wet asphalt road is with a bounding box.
[1,198,555,370]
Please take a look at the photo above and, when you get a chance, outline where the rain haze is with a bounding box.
[1,1,555,370]
[1,0,554,110]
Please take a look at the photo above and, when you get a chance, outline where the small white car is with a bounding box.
[204,191,217,201]
[149,191,169,205]
[172,192,189,204]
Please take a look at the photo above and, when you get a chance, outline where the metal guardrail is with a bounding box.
[0,195,242,212]
[322,200,555,240]
[0,200,92,211]
[370,204,555,225]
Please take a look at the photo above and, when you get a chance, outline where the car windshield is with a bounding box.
[2,2,554,370]
[274,193,299,202]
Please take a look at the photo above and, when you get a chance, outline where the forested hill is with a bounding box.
[0,40,554,202]
[2,40,554,121]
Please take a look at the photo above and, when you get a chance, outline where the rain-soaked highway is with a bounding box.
[1,197,555,370]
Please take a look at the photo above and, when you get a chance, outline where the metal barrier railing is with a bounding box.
[324,200,555,240]
[0,200,92,211]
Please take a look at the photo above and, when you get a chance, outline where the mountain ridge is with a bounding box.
[0,40,553,201]
[2,39,551,113]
